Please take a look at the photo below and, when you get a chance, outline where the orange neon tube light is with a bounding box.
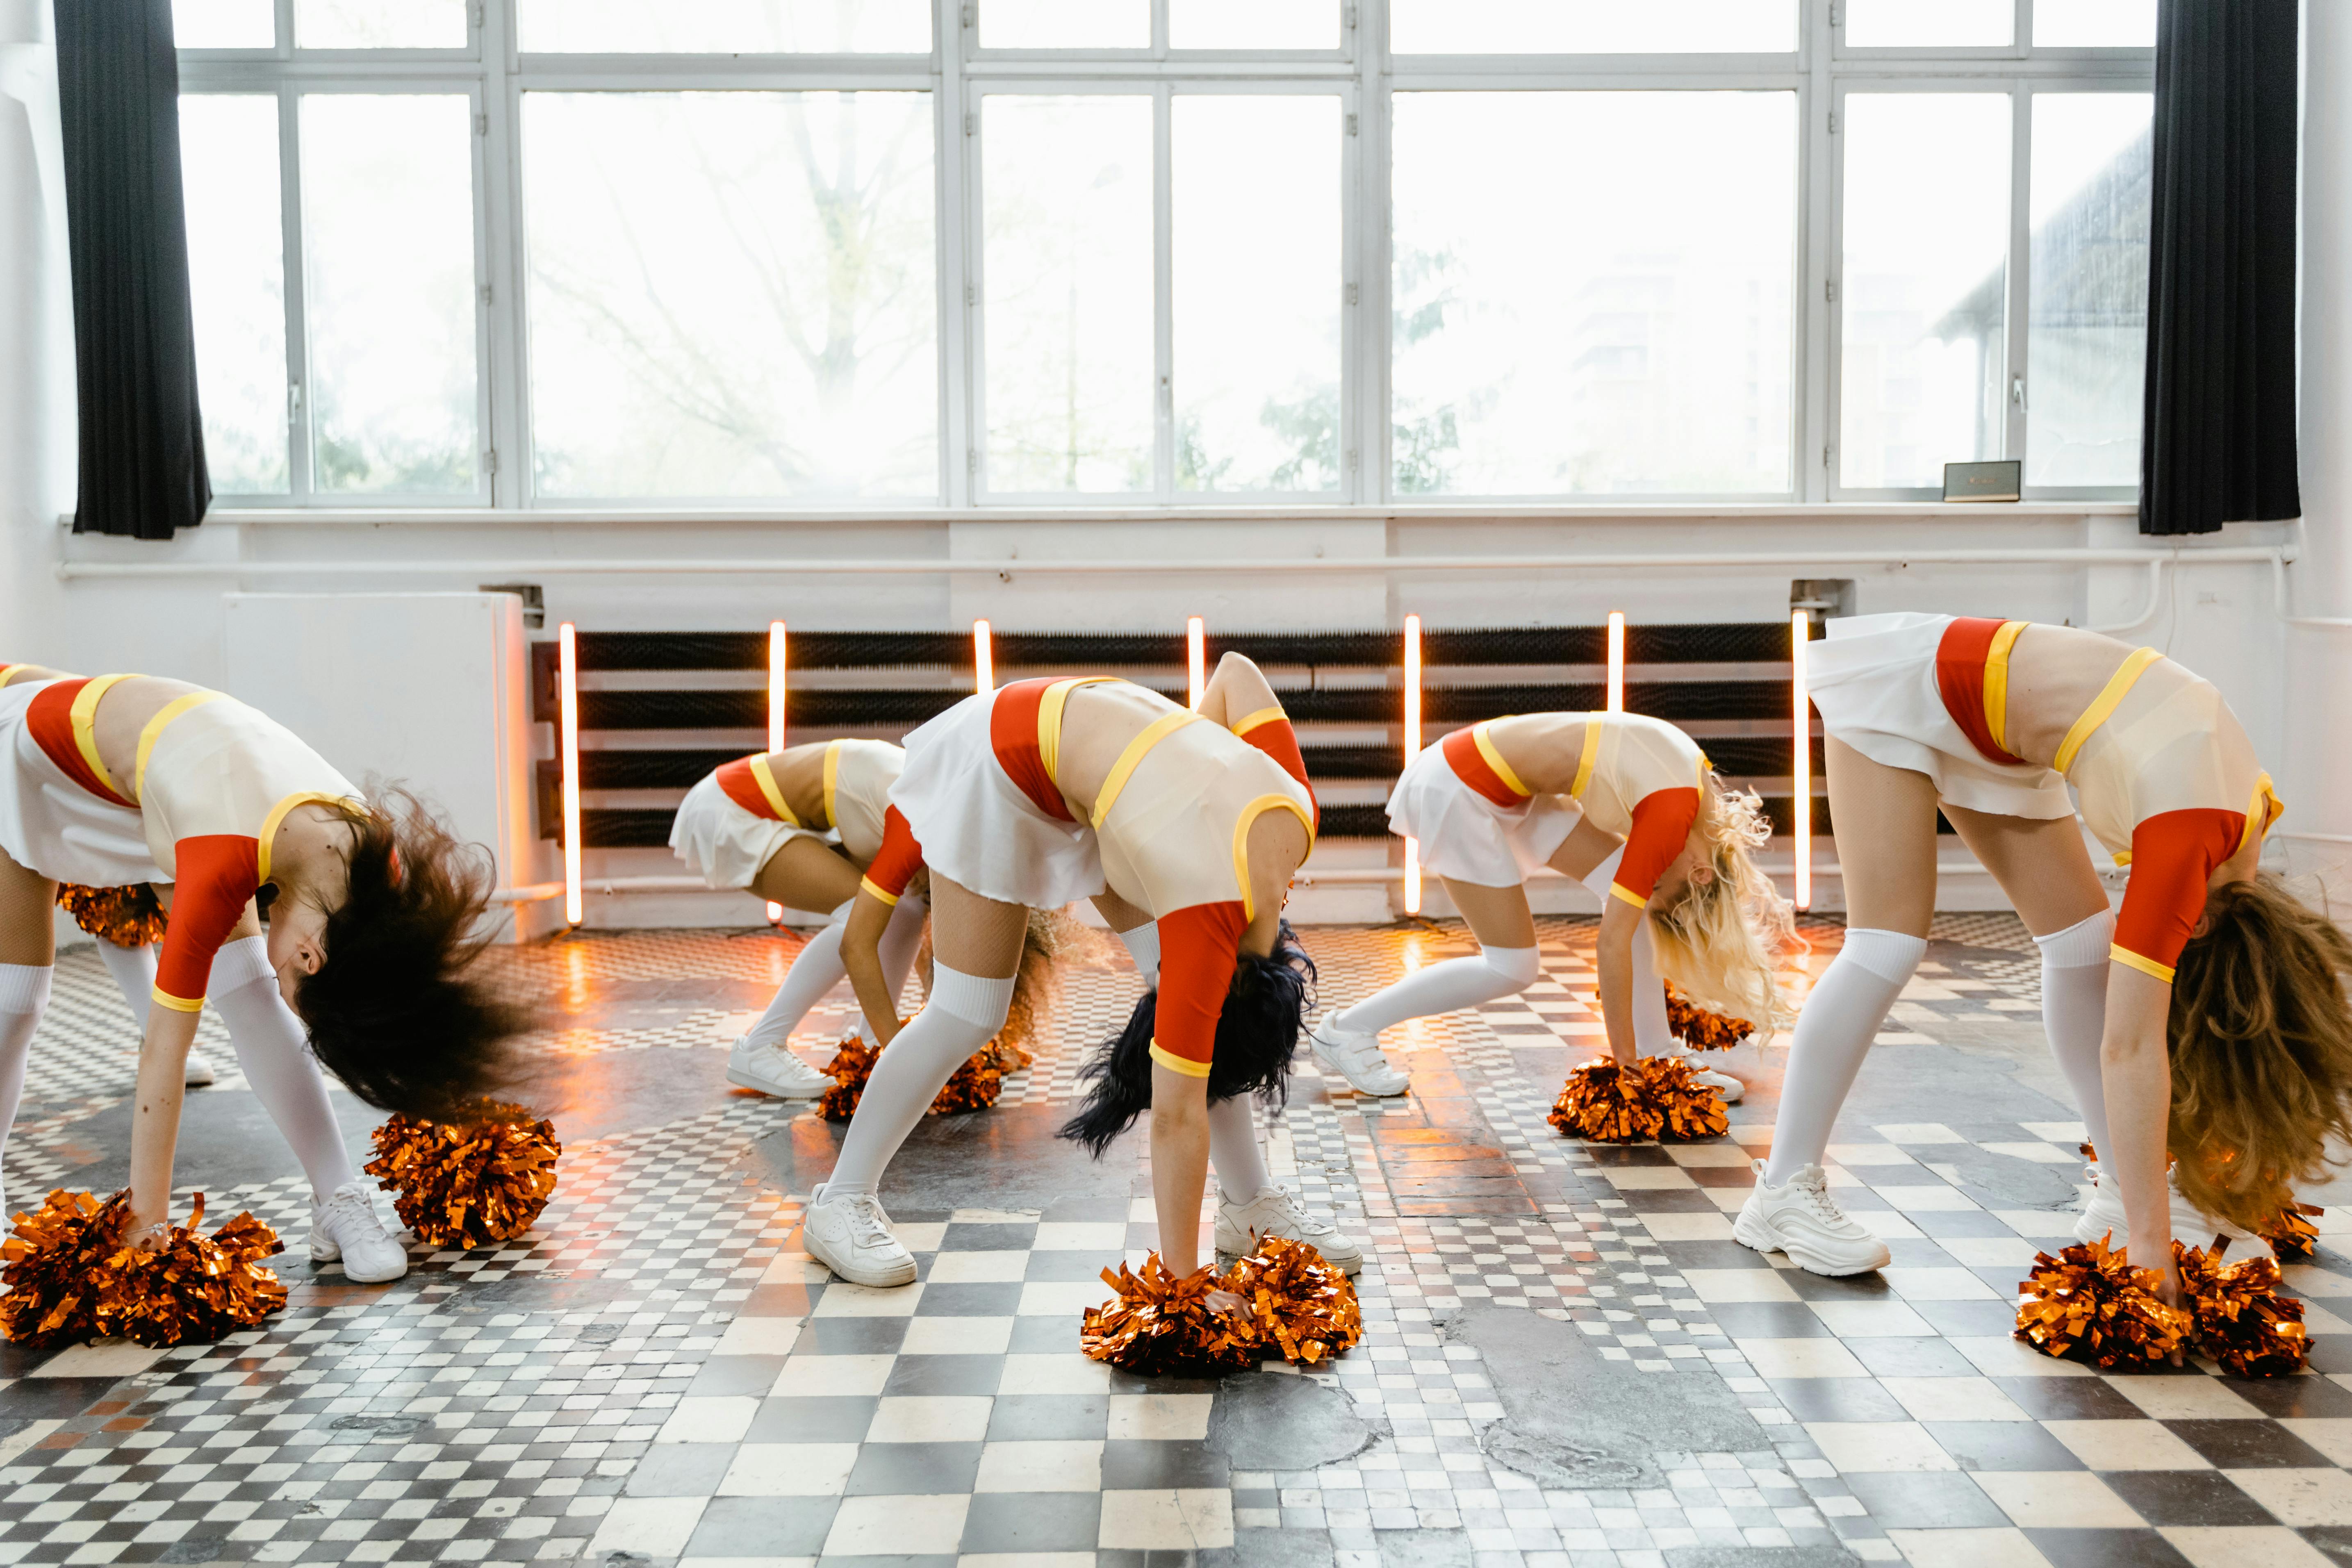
[766,621,786,923]
[973,619,993,694]
[1792,609,1811,912]
[558,621,582,926]
[1403,614,1422,916]
[1606,611,1625,714]
[1186,617,1205,710]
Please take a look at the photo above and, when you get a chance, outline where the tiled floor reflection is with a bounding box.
[2,917,2349,1568]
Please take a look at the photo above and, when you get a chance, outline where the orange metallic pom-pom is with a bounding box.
[2014,1234,2193,1370]
[815,1033,1003,1121]
[1,1190,286,1349]
[2261,1203,2322,1262]
[1548,1056,1726,1143]
[1640,1056,1732,1141]
[1225,1235,1364,1366]
[1082,1252,1262,1376]
[2175,1241,2310,1378]
[364,1102,560,1249]
[55,883,166,949]
[1664,981,1753,1052]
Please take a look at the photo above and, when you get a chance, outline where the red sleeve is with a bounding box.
[1148,900,1250,1076]
[1234,711,1316,831]
[1610,786,1701,908]
[2114,808,2244,982]
[857,806,925,906]
[154,835,261,1010]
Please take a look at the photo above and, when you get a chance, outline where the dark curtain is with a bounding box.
[53,0,210,539]
[2139,0,2300,536]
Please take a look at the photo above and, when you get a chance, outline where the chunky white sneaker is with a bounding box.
[1683,1063,1744,1104]
[801,1183,918,1287]
[310,1181,409,1283]
[726,1035,836,1099]
[1733,1161,1891,1277]
[1309,1013,1409,1097]
[1214,1185,1364,1276]
[183,1051,217,1088]
[2074,1161,2254,1251]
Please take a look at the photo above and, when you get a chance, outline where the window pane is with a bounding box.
[982,96,1152,493]
[301,95,477,494]
[1391,91,1796,496]
[1844,0,2011,48]
[1170,0,1337,50]
[172,0,274,48]
[1839,93,2010,491]
[2028,94,2151,488]
[523,93,937,499]
[1173,97,1339,493]
[517,0,930,52]
[295,0,469,47]
[179,96,287,494]
[2035,0,2156,48]
[1392,1,1796,54]
[979,0,1149,49]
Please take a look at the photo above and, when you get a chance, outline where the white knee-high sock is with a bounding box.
[94,940,156,1031]
[1579,848,1676,1056]
[825,962,1013,1198]
[1334,943,1541,1037]
[208,936,359,1201]
[2035,908,2115,1153]
[745,921,849,1051]
[1208,1094,1272,1200]
[1115,924,1160,987]
[1763,929,1926,1186]
[0,964,53,1211]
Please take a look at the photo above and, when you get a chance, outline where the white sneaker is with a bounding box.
[726,1035,836,1099]
[801,1183,917,1287]
[1733,1161,1891,1277]
[1309,1013,1409,1097]
[310,1181,409,1283]
[2073,1161,2255,1251]
[183,1052,216,1088]
[1683,1063,1744,1104]
[1214,1185,1364,1276]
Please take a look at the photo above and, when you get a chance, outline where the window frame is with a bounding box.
[173,0,2153,510]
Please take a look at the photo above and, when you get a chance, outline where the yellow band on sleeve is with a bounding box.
[2110,944,2176,984]
[858,876,900,907]
[151,988,205,1014]
[1608,883,1649,910]
[1231,705,1287,736]
[1148,1041,1213,1078]
[2239,771,2283,858]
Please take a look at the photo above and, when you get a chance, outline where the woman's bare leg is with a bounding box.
[0,849,54,1215]
[748,836,865,915]
[1327,877,1541,1041]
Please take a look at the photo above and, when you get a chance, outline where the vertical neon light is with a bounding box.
[766,621,786,924]
[1186,616,1205,710]
[1792,609,1812,912]
[1606,611,1625,713]
[973,619,994,694]
[1403,614,1423,916]
[558,621,582,926]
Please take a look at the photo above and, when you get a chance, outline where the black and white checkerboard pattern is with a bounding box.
[5,921,2352,1566]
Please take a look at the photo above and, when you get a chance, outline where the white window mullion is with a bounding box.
[938,0,973,506]
[1354,0,1387,505]
[277,84,312,498]
[1152,82,1175,500]
[1799,0,1834,501]
[482,0,528,506]
[2005,80,2032,466]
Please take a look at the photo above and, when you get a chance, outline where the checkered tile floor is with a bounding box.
[3,919,2350,1567]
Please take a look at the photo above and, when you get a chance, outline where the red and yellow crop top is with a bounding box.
[24,677,360,1013]
[715,738,904,866]
[1933,619,2284,983]
[1442,714,1707,908]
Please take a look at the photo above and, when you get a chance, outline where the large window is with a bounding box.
[173,0,2152,507]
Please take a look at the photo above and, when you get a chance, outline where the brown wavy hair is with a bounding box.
[2168,874,2352,1233]
[294,790,534,1121]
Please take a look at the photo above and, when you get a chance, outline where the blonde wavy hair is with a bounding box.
[1643,777,1797,1032]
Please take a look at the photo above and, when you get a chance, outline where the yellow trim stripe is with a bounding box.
[820,739,842,831]
[2112,850,2133,867]
[1569,718,1603,799]
[258,791,354,885]
[858,875,900,907]
[1473,722,1532,798]
[133,691,222,803]
[1148,1041,1213,1077]
[1608,883,1649,910]
[2054,646,2163,776]
[2111,944,2176,984]
[1231,792,1317,921]
[1091,710,1201,831]
[2238,772,2283,858]
[1984,619,2026,755]
[747,754,799,826]
[71,673,137,799]
[1231,705,1286,737]
[0,665,20,686]
[150,988,205,1013]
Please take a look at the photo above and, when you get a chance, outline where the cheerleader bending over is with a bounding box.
[1743,614,2347,1294]
[671,739,931,1097]
[1311,711,1789,1101]
[803,654,1355,1289]
[0,665,525,1280]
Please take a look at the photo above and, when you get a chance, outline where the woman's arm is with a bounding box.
[1149,1062,1215,1272]
[840,890,905,1046]
[1596,897,1642,1065]
[128,890,262,1241]
[2101,962,2181,1311]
